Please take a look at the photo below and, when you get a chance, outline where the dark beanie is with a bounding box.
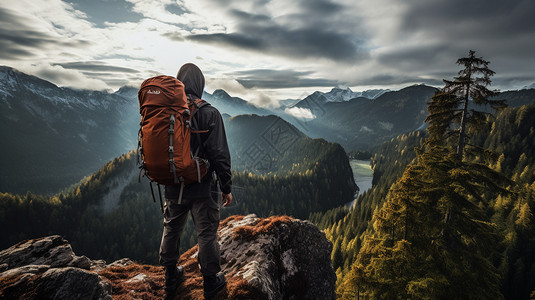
[176,63,205,99]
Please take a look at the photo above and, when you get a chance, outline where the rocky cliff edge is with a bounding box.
[0,214,335,299]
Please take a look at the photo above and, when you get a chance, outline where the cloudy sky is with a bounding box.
[1,0,534,106]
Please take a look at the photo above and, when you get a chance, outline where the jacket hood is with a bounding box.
[176,63,205,99]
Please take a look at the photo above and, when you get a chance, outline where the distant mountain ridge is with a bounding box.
[287,84,438,150]
[0,66,139,194]
[286,84,535,151]
[2,66,533,193]
[202,89,272,116]
[0,66,358,195]
[297,87,389,106]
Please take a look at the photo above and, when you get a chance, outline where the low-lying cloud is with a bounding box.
[31,63,110,90]
[284,106,316,120]
[207,78,278,108]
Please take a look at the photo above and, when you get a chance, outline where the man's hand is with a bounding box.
[222,193,232,207]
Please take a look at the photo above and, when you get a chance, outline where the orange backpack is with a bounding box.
[137,75,209,206]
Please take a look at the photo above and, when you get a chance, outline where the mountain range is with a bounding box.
[0,66,138,194]
[296,87,388,105]
[202,89,272,116]
[1,65,534,194]
[0,66,356,194]
[287,84,437,150]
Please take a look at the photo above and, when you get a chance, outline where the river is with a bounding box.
[346,159,373,209]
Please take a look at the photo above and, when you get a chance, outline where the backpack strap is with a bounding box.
[190,98,210,134]
[188,97,211,183]
[168,114,179,185]
[188,97,210,156]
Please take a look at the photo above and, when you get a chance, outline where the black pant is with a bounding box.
[159,187,221,276]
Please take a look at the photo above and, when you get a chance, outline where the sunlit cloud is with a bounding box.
[284,107,316,120]
[0,0,533,101]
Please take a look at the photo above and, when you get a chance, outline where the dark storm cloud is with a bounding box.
[0,45,35,60]
[54,62,139,73]
[187,1,367,62]
[0,7,92,60]
[402,0,535,36]
[229,9,272,23]
[371,0,535,89]
[231,69,339,89]
[0,11,49,59]
[378,45,454,68]
[301,0,343,14]
[189,23,362,61]
[0,30,53,49]
[394,0,535,58]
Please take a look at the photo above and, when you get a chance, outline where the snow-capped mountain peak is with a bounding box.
[0,66,133,110]
[324,87,360,102]
[321,87,389,103]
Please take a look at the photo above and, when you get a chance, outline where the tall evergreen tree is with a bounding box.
[426,50,506,157]
[346,51,511,299]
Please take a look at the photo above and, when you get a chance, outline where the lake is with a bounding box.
[347,159,373,209]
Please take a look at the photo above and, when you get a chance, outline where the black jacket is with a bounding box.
[190,103,232,194]
[165,64,232,199]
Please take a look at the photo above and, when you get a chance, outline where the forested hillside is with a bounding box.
[313,105,535,298]
[0,121,356,264]
[310,130,424,271]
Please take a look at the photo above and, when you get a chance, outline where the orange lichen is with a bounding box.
[233,215,294,240]
[219,215,245,229]
[0,274,37,299]
[225,278,265,299]
[98,263,166,300]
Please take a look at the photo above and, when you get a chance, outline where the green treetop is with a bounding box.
[426,50,506,157]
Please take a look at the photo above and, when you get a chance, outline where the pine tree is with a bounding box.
[346,51,510,299]
[516,202,533,228]
[425,50,506,157]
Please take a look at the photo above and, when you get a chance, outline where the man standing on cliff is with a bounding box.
[159,63,232,298]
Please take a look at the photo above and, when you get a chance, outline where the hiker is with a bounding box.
[159,63,233,298]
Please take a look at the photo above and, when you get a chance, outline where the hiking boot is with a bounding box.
[164,265,184,292]
[203,272,227,299]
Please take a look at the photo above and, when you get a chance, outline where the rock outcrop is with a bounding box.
[0,235,112,299]
[0,215,336,299]
[216,214,336,300]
